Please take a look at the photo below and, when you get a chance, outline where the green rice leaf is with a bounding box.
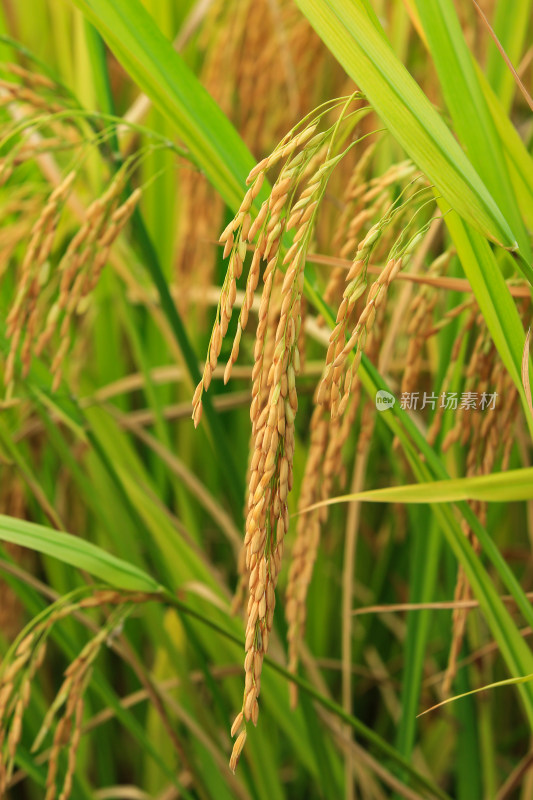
[0,514,161,592]
[294,0,517,249]
[301,467,533,512]
[66,0,257,211]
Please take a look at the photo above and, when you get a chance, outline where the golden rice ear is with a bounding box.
[190,81,445,769]
[4,141,141,391]
[0,588,151,797]
[440,311,521,696]
[229,729,247,774]
[197,105,348,768]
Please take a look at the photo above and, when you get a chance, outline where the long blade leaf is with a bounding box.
[294,0,517,250]
[0,514,161,592]
[301,467,533,511]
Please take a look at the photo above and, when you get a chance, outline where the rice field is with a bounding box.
[0,1,532,798]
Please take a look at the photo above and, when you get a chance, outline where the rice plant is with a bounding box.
[0,1,532,798]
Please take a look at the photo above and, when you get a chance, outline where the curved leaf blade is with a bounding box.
[294,0,516,249]
[67,0,256,211]
[413,0,532,268]
[301,467,533,512]
[0,514,161,592]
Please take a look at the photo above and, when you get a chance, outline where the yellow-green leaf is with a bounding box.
[295,0,516,249]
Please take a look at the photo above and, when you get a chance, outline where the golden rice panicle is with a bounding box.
[0,591,148,792]
[175,168,224,315]
[400,252,452,397]
[427,306,477,446]
[222,119,346,767]
[235,248,304,733]
[281,4,329,116]
[286,314,383,704]
[42,606,133,800]
[320,213,430,420]
[46,657,94,800]
[174,0,242,312]
[0,191,42,281]
[236,0,328,152]
[5,62,56,91]
[0,630,47,791]
[315,222,379,415]
[335,156,416,260]
[229,729,247,774]
[335,256,402,416]
[191,0,325,285]
[321,263,348,324]
[191,120,322,428]
[230,542,249,618]
[285,403,330,705]
[442,565,470,696]
[4,170,76,386]
[190,104,358,766]
[231,278,284,617]
[442,319,521,693]
[331,140,375,249]
[245,168,304,431]
[441,320,490,454]
[488,355,519,471]
[175,0,330,312]
[191,169,267,428]
[0,75,63,115]
[28,171,138,392]
[285,395,362,704]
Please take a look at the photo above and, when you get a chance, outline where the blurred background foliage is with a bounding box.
[0,0,531,798]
